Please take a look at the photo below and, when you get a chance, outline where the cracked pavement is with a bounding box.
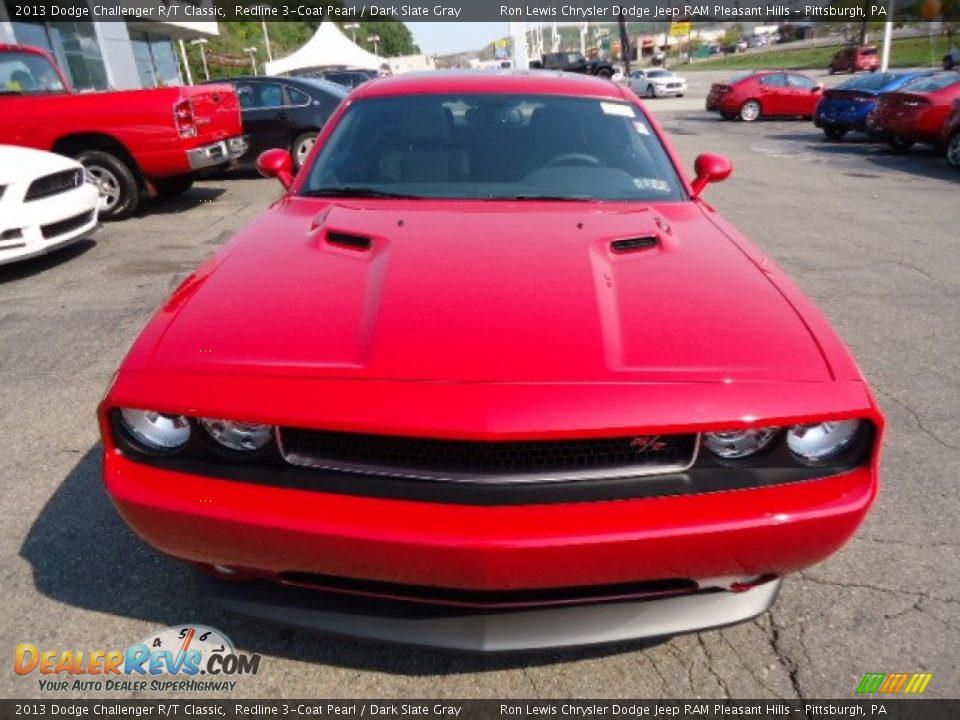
[1,73,957,699]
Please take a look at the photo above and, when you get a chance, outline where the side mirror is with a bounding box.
[691,153,733,198]
[256,148,294,189]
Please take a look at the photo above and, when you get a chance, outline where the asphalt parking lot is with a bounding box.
[1,72,958,699]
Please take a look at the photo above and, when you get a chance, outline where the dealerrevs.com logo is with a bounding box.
[14,625,261,693]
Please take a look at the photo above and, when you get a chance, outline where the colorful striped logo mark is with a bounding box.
[857,672,933,694]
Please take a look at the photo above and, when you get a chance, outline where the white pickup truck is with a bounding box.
[945,48,960,70]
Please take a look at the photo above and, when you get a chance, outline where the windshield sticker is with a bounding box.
[601,102,635,118]
[634,178,672,193]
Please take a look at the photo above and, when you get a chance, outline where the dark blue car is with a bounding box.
[814,71,936,140]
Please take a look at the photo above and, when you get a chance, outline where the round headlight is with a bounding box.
[787,420,860,461]
[703,427,779,459]
[120,409,191,452]
[200,418,272,452]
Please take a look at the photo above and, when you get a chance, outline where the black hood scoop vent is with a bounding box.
[326,231,373,252]
[610,236,658,254]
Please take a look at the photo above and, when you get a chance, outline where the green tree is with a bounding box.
[350,21,418,57]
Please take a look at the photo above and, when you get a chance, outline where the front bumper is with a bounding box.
[186,136,249,170]
[0,183,99,267]
[106,448,875,593]
[202,574,782,651]
[654,84,687,97]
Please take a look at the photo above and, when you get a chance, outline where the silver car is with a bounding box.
[629,69,688,99]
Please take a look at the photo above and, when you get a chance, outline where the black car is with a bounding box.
[209,76,348,170]
[291,68,373,89]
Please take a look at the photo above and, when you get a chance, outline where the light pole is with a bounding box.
[178,39,194,85]
[244,47,258,75]
[190,38,210,81]
[261,20,273,62]
[344,22,360,44]
[367,34,381,55]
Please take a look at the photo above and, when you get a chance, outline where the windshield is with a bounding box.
[837,73,899,91]
[0,51,65,95]
[302,93,685,201]
[727,71,756,84]
[901,74,960,93]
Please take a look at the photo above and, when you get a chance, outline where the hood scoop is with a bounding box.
[326,231,373,252]
[610,235,658,254]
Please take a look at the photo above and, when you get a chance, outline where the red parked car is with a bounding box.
[0,44,246,219]
[867,72,960,151]
[100,72,883,651]
[829,45,880,74]
[944,99,960,169]
[706,70,824,121]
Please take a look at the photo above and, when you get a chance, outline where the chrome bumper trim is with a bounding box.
[187,136,248,170]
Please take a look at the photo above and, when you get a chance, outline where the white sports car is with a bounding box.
[0,145,100,267]
[628,69,688,99]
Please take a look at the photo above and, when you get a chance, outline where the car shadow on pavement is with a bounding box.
[0,238,95,284]
[765,130,959,182]
[144,187,227,216]
[21,446,667,675]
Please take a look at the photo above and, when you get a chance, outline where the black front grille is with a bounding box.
[278,428,698,482]
[41,210,94,240]
[25,168,84,201]
[279,572,700,609]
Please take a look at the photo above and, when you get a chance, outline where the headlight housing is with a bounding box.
[786,420,861,461]
[119,409,191,452]
[702,427,779,459]
[200,418,272,452]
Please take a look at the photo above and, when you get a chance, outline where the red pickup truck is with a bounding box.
[0,43,246,220]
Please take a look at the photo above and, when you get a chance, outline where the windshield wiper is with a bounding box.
[301,187,420,199]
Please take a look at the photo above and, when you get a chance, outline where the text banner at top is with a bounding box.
[5,0,944,23]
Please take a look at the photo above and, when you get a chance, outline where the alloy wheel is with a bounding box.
[947,133,960,169]
[295,135,317,168]
[740,101,760,122]
[85,165,121,213]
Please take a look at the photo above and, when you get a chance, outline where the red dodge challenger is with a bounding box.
[100,72,883,651]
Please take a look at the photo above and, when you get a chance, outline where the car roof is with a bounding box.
[351,70,628,101]
[209,74,348,98]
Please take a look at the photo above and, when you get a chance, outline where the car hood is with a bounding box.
[0,144,79,184]
[142,199,832,383]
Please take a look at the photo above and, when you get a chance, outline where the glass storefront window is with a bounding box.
[129,31,182,88]
[9,18,108,92]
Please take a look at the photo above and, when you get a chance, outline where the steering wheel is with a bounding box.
[544,153,601,168]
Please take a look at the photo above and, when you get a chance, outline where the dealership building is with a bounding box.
[0,0,216,91]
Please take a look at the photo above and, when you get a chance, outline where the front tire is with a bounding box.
[292,131,318,171]
[76,150,140,221]
[824,126,847,141]
[154,174,195,198]
[887,135,915,152]
[945,56,956,71]
[947,132,960,169]
[646,84,656,99]
[739,100,761,122]
[595,67,613,78]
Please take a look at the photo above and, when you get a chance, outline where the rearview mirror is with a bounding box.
[691,153,733,198]
[256,148,294,189]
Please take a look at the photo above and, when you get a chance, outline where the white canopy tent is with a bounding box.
[265,21,385,76]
